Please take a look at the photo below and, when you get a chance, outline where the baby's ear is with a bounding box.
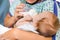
[49,26,57,35]
[54,19,59,29]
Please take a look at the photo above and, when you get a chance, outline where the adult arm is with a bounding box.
[4,3,25,27]
[0,28,52,40]
[4,13,17,27]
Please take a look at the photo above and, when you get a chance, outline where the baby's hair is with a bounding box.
[37,22,56,37]
[53,18,59,30]
[36,16,59,37]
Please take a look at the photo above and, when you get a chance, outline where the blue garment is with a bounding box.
[55,2,60,40]
[54,1,58,16]
[52,35,56,40]
[52,0,60,40]
[57,1,60,7]
[0,0,10,25]
[52,0,57,40]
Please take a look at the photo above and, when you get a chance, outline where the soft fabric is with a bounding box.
[56,28,60,40]
[17,22,38,34]
[0,24,11,35]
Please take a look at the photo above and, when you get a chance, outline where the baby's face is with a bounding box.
[37,22,56,37]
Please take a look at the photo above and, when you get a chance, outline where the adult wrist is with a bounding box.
[12,16,18,21]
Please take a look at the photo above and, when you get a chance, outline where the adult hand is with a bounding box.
[14,3,25,20]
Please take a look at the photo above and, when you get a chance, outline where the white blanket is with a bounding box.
[17,23,38,34]
[0,24,11,35]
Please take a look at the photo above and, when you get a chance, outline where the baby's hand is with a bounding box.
[24,14,32,21]
[15,18,28,27]
[15,14,32,27]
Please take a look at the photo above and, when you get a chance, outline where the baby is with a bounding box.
[15,12,59,37]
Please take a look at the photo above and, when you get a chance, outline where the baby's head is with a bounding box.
[37,22,57,37]
[36,14,59,37]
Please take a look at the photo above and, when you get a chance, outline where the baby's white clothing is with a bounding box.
[17,22,38,34]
